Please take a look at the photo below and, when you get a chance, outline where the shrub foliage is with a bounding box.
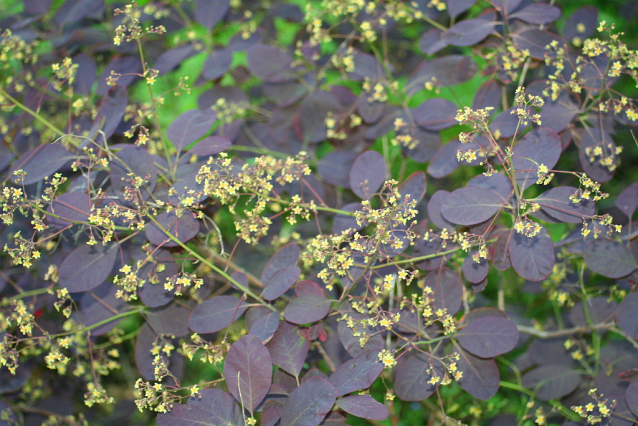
[1,0,638,425]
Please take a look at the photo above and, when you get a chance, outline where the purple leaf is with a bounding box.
[135,323,165,380]
[511,127,562,191]
[472,80,501,113]
[91,85,128,143]
[399,171,427,206]
[358,93,385,124]
[189,295,249,333]
[317,151,357,188]
[337,314,383,358]
[166,108,217,152]
[569,297,617,327]
[157,388,245,426]
[195,0,229,30]
[249,311,280,343]
[418,28,447,55]
[349,151,386,200]
[447,0,477,19]
[534,186,595,223]
[444,18,495,47]
[394,353,444,401]
[266,321,310,378]
[247,44,295,82]
[616,183,638,219]
[188,136,232,157]
[47,192,90,227]
[462,250,489,284]
[263,266,301,301]
[456,316,519,358]
[538,100,578,133]
[336,395,388,420]
[414,98,458,131]
[617,293,638,339]
[79,281,128,336]
[456,347,500,400]
[154,43,199,76]
[97,56,142,95]
[509,224,554,281]
[329,350,384,397]
[145,303,191,337]
[406,55,477,96]
[225,334,272,413]
[59,242,118,293]
[521,364,580,400]
[138,248,177,308]
[284,295,331,324]
[280,377,336,426]
[563,6,598,41]
[427,190,456,230]
[10,144,74,185]
[299,91,343,143]
[441,186,504,225]
[295,280,326,298]
[146,211,199,247]
[585,239,637,279]
[261,243,300,283]
[110,146,157,200]
[626,380,638,417]
[489,107,519,138]
[467,172,512,202]
[579,126,617,183]
[512,29,564,60]
[202,49,233,80]
[425,267,463,316]
[510,3,561,24]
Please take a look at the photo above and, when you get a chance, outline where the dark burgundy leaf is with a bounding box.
[538,100,578,133]
[189,295,249,333]
[261,243,300,283]
[349,150,386,200]
[263,266,301,301]
[456,347,500,400]
[444,18,495,47]
[585,239,637,279]
[406,56,477,96]
[489,107,519,138]
[521,364,580,400]
[280,377,336,426]
[462,308,508,324]
[300,91,343,143]
[154,43,199,75]
[394,353,444,401]
[284,295,331,324]
[512,29,564,60]
[456,316,519,358]
[626,380,638,417]
[563,6,598,41]
[427,190,456,229]
[110,146,157,200]
[195,0,230,30]
[418,28,447,55]
[59,242,118,293]
[472,80,501,113]
[91,85,128,143]
[329,350,384,397]
[157,388,245,426]
[79,281,128,336]
[317,151,357,188]
[249,311,280,343]
[166,108,217,152]
[414,98,458,131]
[47,192,91,227]
[202,49,233,80]
[225,334,272,413]
[424,267,463,316]
[447,0,477,19]
[616,183,638,219]
[462,250,489,284]
[569,297,617,327]
[336,395,388,421]
[579,126,617,183]
[617,293,638,339]
[509,225,554,281]
[266,321,310,378]
[188,136,232,157]
[337,314,383,358]
[467,172,512,202]
[441,186,504,225]
[145,303,191,337]
[295,281,325,298]
[534,186,595,223]
[247,44,295,82]
[398,171,427,206]
[145,211,199,247]
[10,144,74,185]
[510,3,561,24]
[512,127,562,191]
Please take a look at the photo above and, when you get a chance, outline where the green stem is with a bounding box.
[0,87,65,137]
[499,381,580,421]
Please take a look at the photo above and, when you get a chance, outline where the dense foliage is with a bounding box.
[1,0,638,425]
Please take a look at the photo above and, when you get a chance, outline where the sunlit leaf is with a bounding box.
[225,334,272,413]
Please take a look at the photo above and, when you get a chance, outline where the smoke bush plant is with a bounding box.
[1,0,638,424]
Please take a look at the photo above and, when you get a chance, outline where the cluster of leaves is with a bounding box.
[1,0,638,425]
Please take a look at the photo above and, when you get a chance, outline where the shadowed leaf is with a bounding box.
[189,295,249,333]
[167,109,217,152]
[534,186,595,223]
[280,377,336,426]
[349,151,386,200]
[263,266,301,301]
[336,395,388,421]
[10,144,74,185]
[617,293,638,339]
[59,242,118,293]
[456,316,519,358]
[585,239,637,279]
[329,350,384,397]
[394,353,444,401]
[441,186,504,225]
[456,346,500,400]
[509,225,554,281]
[511,128,561,191]
[266,321,310,378]
[284,295,331,324]
[522,365,580,400]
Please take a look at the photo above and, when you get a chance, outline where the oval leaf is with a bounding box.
[414,98,458,131]
[509,225,554,281]
[585,239,637,279]
[444,18,495,47]
[10,144,73,185]
[336,395,388,421]
[59,242,118,293]
[521,364,580,401]
[394,353,444,401]
[263,265,300,301]
[511,127,561,191]
[534,186,595,223]
[441,186,504,226]
[329,350,384,397]
[349,151,386,200]
[189,295,249,333]
[284,295,331,324]
[266,321,310,378]
[157,388,244,426]
[166,108,217,152]
[279,377,336,426]
[456,347,500,400]
[456,316,519,358]
[617,293,638,339]
[146,211,199,247]
[225,334,272,414]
